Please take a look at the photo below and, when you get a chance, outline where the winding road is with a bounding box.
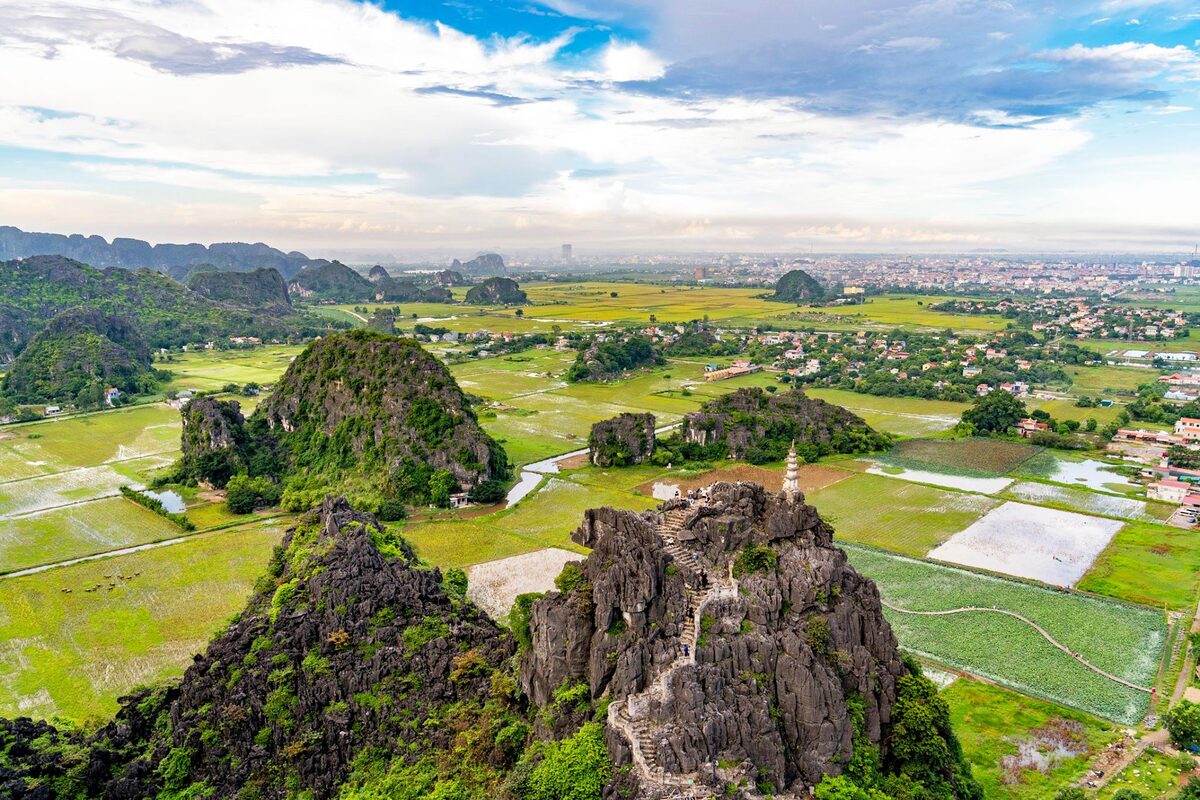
[880,600,1152,693]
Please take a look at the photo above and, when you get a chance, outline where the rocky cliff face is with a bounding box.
[186,268,291,308]
[521,482,907,798]
[682,388,890,461]
[368,264,390,282]
[589,413,656,466]
[287,261,373,302]
[258,330,508,489]
[452,253,506,276]
[367,308,396,334]
[178,397,250,486]
[464,277,527,305]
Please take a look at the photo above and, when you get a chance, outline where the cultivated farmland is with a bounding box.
[844,543,1166,724]
[927,502,1124,586]
[811,473,998,556]
[875,437,1039,477]
[0,519,285,722]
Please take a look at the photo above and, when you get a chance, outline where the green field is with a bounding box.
[811,473,998,556]
[944,679,1117,800]
[398,473,658,568]
[164,345,302,392]
[844,543,1166,723]
[0,404,181,481]
[0,519,286,722]
[876,438,1039,477]
[1078,521,1200,609]
[804,388,970,437]
[323,287,1010,334]
[1026,397,1123,425]
[0,497,183,574]
[452,348,792,466]
[1065,364,1155,396]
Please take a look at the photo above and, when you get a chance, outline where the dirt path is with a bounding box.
[881,601,1152,693]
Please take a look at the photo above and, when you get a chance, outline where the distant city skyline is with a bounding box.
[0,1,1197,253]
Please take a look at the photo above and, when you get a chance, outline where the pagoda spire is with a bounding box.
[784,440,800,501]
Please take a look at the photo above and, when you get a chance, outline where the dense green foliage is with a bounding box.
[663,388,890,464]
[0,255,323,355]
[771,269,825,302]
[224,474,282,514]
[816,661,982,800]
[517,723,611,800]
[960,390,1027,434]
[2,307,165,406]
[1167,700,1200,750]
[172,331,508,512]
[664,325,741,357]
[566,335,663,382]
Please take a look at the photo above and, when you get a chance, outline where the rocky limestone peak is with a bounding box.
[589,412,656,466]
[521,481,907,799]
[18,496,518,800]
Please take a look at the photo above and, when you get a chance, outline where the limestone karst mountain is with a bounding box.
[0,484,978,800]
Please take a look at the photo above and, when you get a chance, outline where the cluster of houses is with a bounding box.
[1111,418,1200,522]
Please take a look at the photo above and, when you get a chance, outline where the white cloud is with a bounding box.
[0,0,1193,251]
[601,41,666,81]
[882,36,944,51]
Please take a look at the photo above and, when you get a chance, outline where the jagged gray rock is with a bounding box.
[520,482,906,799]
[589,413,656,467]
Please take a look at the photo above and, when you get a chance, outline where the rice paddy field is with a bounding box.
[164,345,303,392]
[0,518,286,722]
[810,472,1000,556]
[0,498,182,574]
[845,543,1166,724]
[324,287,1011,335]
[1003,481,1171,523]
[803,389,970,436]
[874,437,1039,477]
[396,473,658,569]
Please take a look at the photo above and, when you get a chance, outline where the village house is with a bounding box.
[1016,418,1049,438]
[1148,479,1191,504]
[1176,417,1200,443]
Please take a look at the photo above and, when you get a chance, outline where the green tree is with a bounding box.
[429,469,458,508]
[468,479,506,504]
[961,391,1026,434]
[225,474,281,514]
[1167,700,1200,750]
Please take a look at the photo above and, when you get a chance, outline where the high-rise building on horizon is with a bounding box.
[561,243,573,262]
[694,266,707,281]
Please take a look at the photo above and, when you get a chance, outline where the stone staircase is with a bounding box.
[607,505,739,798]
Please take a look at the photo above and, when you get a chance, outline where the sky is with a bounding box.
[0,0,1198,255]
